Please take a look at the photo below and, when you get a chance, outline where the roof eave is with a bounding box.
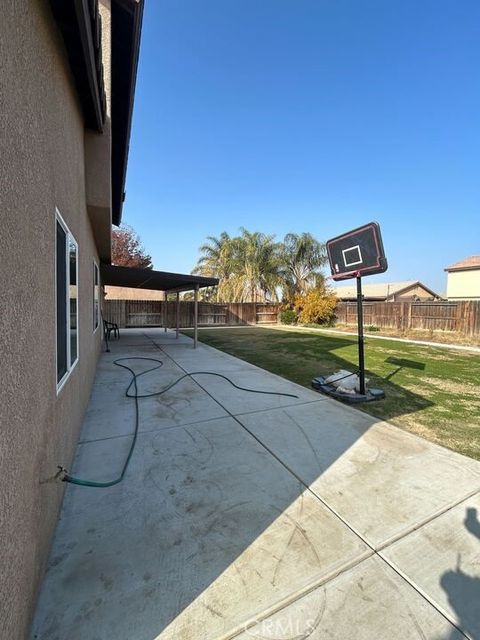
[49,0,106,131]
[111,0,144,227]
[445,265,480,273]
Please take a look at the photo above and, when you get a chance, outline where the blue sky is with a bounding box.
[123,0,479,294]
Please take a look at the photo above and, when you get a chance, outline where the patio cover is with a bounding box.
[100,264,218,292]
[101,265,218,347]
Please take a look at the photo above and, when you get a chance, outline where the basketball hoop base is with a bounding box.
[311,376,385,403]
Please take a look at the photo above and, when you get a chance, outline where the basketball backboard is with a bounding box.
[326,221,387,281]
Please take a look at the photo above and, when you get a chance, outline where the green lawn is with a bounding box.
[184,326,480,460]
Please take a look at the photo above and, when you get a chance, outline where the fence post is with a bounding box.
[121,300,127,328]
[465,301,472,336]
[455,302,463,334]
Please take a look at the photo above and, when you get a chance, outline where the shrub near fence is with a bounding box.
[335,300,480,337]
[104,300,281,329]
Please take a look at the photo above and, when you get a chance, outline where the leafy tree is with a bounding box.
[112,224,152,269]
[294,286,337,325]
[281,232,327,301]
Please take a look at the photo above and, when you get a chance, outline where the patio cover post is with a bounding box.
[164,297,167,332]
[176,292,179,339]
[194,284,199,348]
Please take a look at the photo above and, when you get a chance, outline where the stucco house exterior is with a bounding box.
[104,285,166,300]
[445,256,480,300]
[0,2,143,638]
[332,280,441,302]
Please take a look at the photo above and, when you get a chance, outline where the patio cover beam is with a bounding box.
[100,264,218,293]
[194,285,199,349]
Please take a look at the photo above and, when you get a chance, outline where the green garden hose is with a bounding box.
[62,356,298,488]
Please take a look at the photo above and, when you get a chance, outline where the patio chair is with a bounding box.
[102,315,120,340]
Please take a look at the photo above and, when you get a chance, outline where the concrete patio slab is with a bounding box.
[239,402,480,547]
[31,417,370,640]
[235,555,464,640]
[177,367,323,414]
[143,335,325,413]
[30,329,480,640]
[80,371,228,442]
[158,344,266,374]
[92,343,176,382]
[383,493,480,639]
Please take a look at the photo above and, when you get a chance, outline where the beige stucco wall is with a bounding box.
[0,2,105,638]
[105,285,166,300]
[85,0,112,262]
[446,270,480,300]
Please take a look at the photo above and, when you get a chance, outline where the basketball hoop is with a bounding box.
[312,222,387,403]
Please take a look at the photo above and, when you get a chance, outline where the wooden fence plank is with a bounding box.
[104,299,480,337]
[335,300,480,337]
[104,300,282,328]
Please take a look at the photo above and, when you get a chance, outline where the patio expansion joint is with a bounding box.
[228,397,328,417]
[144,333,474,639]
[375,556,475,640]
[76,413,230,446]
[214,488,479,640]
[146,336,375,542]
[219,471,478,640]
[374,486,480,553]
[217,550,376,640]
[78,397,330,446]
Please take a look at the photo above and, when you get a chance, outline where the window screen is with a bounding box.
[56,221,67,382]
[56,211,78,389]
[93,261,99,330]
[69,238,78,365]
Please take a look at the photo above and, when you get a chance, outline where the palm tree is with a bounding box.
[192,232,236,301]
[194,229,326,302]
[281,232,327,300]
[193,232,233,277]
[229,228,282,302]
[194,229,283,302]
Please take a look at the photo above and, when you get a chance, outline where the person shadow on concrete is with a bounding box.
[439,507,480,639]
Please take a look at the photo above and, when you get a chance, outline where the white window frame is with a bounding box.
[93,259,100,332]
[56,208,79,393]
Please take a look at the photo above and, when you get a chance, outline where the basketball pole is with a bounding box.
[356,274,366,395]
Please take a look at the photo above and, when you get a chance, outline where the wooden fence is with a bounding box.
[104,299,480,337]
[104,300,281,329]
[335,300,480,337]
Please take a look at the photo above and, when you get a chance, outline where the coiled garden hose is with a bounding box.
[61,357,298,488]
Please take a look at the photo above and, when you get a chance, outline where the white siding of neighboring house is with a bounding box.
[447,270,480,300]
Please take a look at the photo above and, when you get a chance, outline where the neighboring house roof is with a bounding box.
[332,280,440,300]
[444,256,480,272]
